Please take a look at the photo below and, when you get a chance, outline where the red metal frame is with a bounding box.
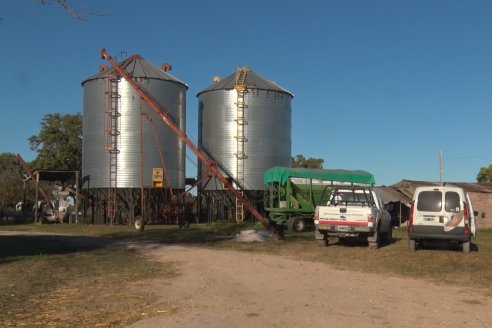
[100,49,281,238]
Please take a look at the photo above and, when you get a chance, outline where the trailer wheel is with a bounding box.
[287,217,306,233]
[134,216,145,232]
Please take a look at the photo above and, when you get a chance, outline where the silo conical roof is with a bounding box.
[81,55,188,88]
[197,68,293,97]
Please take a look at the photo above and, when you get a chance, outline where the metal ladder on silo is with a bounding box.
[234,67,250,222]
[105,74,121,224]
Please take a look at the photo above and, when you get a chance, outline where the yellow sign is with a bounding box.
[152,168,163,182]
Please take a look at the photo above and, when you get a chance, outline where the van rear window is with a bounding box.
[417,191,442,212]
[445,192,461,212]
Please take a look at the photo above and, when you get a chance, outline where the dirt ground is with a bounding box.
[126,243,492,328]
[3,230,491,327]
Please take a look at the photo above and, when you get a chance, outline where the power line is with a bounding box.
[443,156,491,161]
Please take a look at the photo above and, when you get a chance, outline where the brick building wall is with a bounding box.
[469,192,492,229]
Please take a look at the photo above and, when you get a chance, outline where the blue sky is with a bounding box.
[1,0,491,185]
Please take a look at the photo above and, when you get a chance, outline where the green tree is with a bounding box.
[291,154,324,169]
[29,113,82,171]
[477,165,492,182]
[0,153,35,210]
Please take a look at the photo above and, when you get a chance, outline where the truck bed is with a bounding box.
[317,205,373,232]
[314,187,392,248]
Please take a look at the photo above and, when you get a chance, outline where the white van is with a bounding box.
[408,185,477,253]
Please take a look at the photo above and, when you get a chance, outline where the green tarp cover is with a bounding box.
[264,166,375,186]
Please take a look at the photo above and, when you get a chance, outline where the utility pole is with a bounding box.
[439,149,443,186]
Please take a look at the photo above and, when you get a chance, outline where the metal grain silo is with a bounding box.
[82,55,188,224]
[81,55,187,191]
[197,67,293,192]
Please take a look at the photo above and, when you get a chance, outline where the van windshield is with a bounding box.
[417,191,442,212]
[445,192,461,212]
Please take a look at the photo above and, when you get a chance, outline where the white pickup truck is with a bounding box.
[314,187,392,248]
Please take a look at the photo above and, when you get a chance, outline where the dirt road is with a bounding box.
[127,244,492,328]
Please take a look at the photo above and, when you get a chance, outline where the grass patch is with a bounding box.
[0,233,177,327]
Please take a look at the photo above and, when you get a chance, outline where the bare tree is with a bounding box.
[37,0,108,21]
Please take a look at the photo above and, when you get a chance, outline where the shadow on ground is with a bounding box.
[0,233,117,263]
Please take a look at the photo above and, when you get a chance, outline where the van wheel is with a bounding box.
[463,240,471,253]
[408,238,416,252]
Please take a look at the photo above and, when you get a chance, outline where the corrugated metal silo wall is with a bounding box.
[198,88,291,190]
[83,77,186,189]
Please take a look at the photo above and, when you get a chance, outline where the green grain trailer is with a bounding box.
[264,167,375,232]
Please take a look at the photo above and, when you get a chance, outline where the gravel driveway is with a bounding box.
[127,244,492,328]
